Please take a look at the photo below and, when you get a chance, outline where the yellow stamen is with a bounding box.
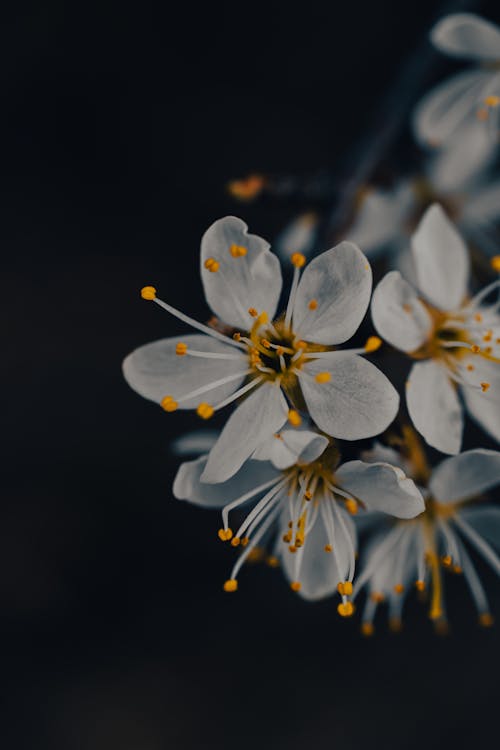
[161,395,178,412]
[491,255,500,273]
[291,252,306,268]
[141,285,157,300]
[266,555,279,568]
[233,332,241,341]
[483,330,493,343]
[229,244,248,258]
[477,107,489,121]
[197,402,214,419]
[308,299,318,310]
[295,340,307,350]
[471,345,481,354]
[441,554,452,568]
[467,364,475,371]
[479,612,494,627]
[389,617,403,633]
[370,591,385,603]
[261,339,271,349]
[282,532,292,543]
[288,409,302,426]
[241,537,249,547]
[393,583,405,594]
[175,342,188,356]
[324,544,333,553]
[337,602,355,617]
[304,490,313,501]
[258,311,268,325]
[223,579,238,592]
[364,336,382,353]
[227,174,265,201]
[474,313,483,322]
[218,528,233,542]
[204,257,220,272]
[288,545,297,554]
[314,372,331,383]
[246,547,265,563]
[361,622,374,637]
[485,95,500,107]
[290,581,301,592]
[415,580,425,591]
[481,382,490,392]
[453,565,463,574]
[231,537,241,547]
[248,307,258,317]
[337,581,353,596]
[344,498,358,515]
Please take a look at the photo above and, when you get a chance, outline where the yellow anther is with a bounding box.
[246,546,265,563]
[231,537,241,547]
[389,617,403,633]
[227,174,265,201]
[287,409,302,427]
[471,345,481,354]
[481,382,491,392]
[474,313,483,322]
[241,537,249,547]
[467,364,475,371]
[229,244,248,258]
[364,335,382,353]
[485,346,493,354]
[223,579,238,592]
[291,252,306,268]
[429,605,443,621]
[176,342,188,356]
[294,538,303,548]
[477,107,489,121]
[344,498,358,515]
[308,299,318,310]
[453,565,463,574]
[266,555,279,568]
[485,95,500,107]
[197,402,214,420]
[282,532,292,543]
[479,612,494,627]
[161,395,178,412]
[337,602,355,618]
[304,490,313,501]
[288,545,297,554]
[483,330,493,342]
[491,255,500,273]
[296,340,307,350]
[441,554,452,567]
[324,544,333,553]
[337,581,353,596]
[403,303,412,313]
[248,307,258,317]
[276,346,285,356]
[141,285,157,300]
[370,591,385,603]
[290,581,301,592]
[257,311,268,325]
[415,580,425,591]
[361,622,374,637]
[218,528,233,542]
[233,332,241,341]
[314,372,331,383]
[204,257,220,272]
[393,583,405,594]
[261,339,271,349]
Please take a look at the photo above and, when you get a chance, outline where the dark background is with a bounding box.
[2,1,500,748]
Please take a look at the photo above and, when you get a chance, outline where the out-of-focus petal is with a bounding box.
[429,449,500,504]
[347,183,415,257]
[274,212,319,261]
[371,271,433,352]
[252,429,329,469]
[431,13,500,61]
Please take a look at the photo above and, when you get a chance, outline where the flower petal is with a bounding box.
[411,204,469,311]
[279,506,355,600]
[274,212,319,261]
[201,382,288,483]
[346,183,415,257]
[171,430,219,456]
[301,354,399,440]
[463,179,500,225]
[252,429,329,470]
[335,460,424,519]
[462,376,500,443]
[173,455,280,507]
[431,13,500,61]
[200,216,282,330]
[460,505,500,548]
[292,242,372,345]
[371,271,433,353]
[122,334,247,407]
[428,121,496,193]
[429,449,500,504]
[406,360,463,454]
[412,69,490,147]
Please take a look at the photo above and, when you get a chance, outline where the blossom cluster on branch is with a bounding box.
[124,14,500,634]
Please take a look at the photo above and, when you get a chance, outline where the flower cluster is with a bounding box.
[124,13,500,633]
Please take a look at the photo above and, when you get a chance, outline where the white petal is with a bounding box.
[173,455,280,507]
[252,429,328,469]
[279,506,355,600]
[428,120,496,193]
[301,354,399,440]
[346,183,415,257]
[171,430,219,456]
[335,460,424,519]
[431,13,500,61]
[462,378,500,443]
[406,360,463,454]
[411,204,469,311]
[122,334,247,407]
[201,382,288,483]
[412,69,490,147]
[274,212,319,261]
[292,242,372,345]
[460,505,500,548]
[361,441,410,473]
[371,271,433,352]
[463,179,500,225]
[429,449,500,504]
[200,216,282,330]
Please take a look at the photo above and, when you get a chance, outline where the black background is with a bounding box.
[3,1,500,748]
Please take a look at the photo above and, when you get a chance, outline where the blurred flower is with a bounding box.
[274,212,319,262]
[124,216,399,484]
[173,431,423,608]
[355,430,500,634]
[348,121,500,266]
[413,13,500,147]
[372,203,500,454]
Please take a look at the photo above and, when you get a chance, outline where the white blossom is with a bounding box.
[372,203,500,454]
[124,216,399,483]
[173,431,424,611]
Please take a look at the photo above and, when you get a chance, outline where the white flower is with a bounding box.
[413,13,500,146]
[123,216,399,483]
[372,203,500,454]
[354,432,500,634]
[348,122,500,265]
[173,430,424,611]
